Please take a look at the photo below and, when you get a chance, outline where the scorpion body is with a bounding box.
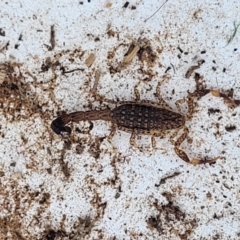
[51,102,219,165]
[51,77,221,165]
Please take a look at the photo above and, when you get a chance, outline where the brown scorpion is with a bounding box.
[51,80,220,165]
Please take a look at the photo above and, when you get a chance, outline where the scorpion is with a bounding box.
[51,79,220,165]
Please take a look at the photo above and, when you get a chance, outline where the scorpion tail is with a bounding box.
[51,115,72,135]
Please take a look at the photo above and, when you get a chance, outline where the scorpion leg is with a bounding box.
[156,77,175,111]
[90,70,101,94]
[170,127,219,165]
[89,70,118,104]
[108,124,117,141]
[106,124,118,154]
[134,83,141,101]
[130,129,139,148]
[151,133,169,153]
[151,136,157,148]
[151,134,165,152]
[130,130,167,151]
[151,130,170,148]
[90,69,136,105]
[175,97,195,121]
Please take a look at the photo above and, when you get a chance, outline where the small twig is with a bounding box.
[85,53,96,67]
[61,68,84,74]
[123,44,140,63]
[144,0,168,22]
[226,21,240,46]
[170,63,175,74]
[164,66,171,73]
[50,25,55,50]
[155,172,181,186]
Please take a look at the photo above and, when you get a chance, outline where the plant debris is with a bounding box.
[226,21,240,46]
[85,53,96,67]
[123,44,140,64]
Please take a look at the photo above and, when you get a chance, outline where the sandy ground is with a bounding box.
[0,0,240,239]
